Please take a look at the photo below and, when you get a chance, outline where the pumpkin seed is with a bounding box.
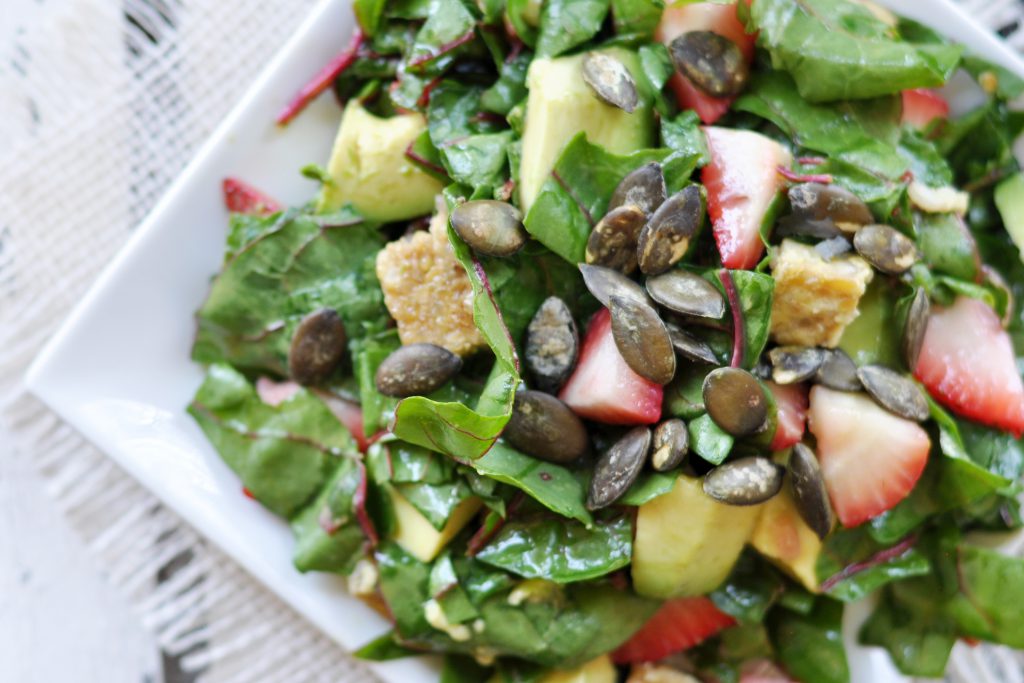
[375,343,462,397]
[610,294,677,385]
[581,51,640,113]
[902,287,931,371]
[769,346,825,385]
[585,205,647,274]
[853,224,918,275]
[637,185,704,275]
[609,162,667,216]
[702,367,768,437]
[787,182,873,233]
[503,390,589,464]
[789,443,834,539]
[651,419,689,472]
[450,200,528,257]
[703,457,784,506]
[856,364,930,422]
[588,426,651,510]
[667,324,719,365]
[646,270,726,319]
[815,348,862,391]
[669,31,749,98]
[288,308,348,385]
[525,297,579,394]
[578,263,651,309]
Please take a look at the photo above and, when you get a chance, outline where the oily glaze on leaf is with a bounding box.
[291,456,367,574]
[769,597,850,683]
[536,0,609,58]
[749,0,960,102]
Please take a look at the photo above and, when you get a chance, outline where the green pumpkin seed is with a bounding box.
[610,294,677,385]
[702,367,768,437]
[853,224,918,275]
[856,365,930,422]
[646,270,725,319]
[579,263,651,309]
[789,443,834,540]
[769,346,825,385]
[375,343,462,397]
[585,205,647,274]
[651,419,689,472]
[524,297,579,394]
[815,348,862,391]
[667,323,719,365]
[669,31,749,97]
[609,162,667,216]
[637,185,704,275]
[588,426,651,510]
[581,51,640,113]
[289,308,348,385]
[503,390,589,464]
[450,200,528,257]
[902,288,930,371]
[703,457,784,506]
[787,182,873,234]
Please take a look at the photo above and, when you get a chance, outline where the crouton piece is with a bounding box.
[770,239,874,348]
[376,200,486,356]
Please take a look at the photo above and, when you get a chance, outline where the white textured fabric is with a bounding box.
[1,1,1023,682]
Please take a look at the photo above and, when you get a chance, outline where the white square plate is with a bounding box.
[25,1,1024,682]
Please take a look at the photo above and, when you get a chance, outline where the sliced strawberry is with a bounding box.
[901,88,949,130]
[808,386,930,528]
[741,659,797,683]
[320,394,377,453]
[612,596,736,664]
[256,377,300,406]
[914,296,1024,437]
[223,177,282,215]
[702,127,792,270]
[559,308,663,425]
[766,381,808,451]
[656,2,755,125]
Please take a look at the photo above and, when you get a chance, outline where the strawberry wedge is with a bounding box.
[901,88,949,130]
[702,127,792,269]
[612,596,736,664]
[223,177,282,216]
[559,308,663,425]
[808,386,930,528]
[767,381,809,451]
[914,296,1024,437]
[656,2,755,124]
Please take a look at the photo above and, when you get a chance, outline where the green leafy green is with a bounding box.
[619,470,679,506]
[915,212,980,282]
[861,582,957,677]
[610,0,664,39]
[710,553,785,624]
[937,102,1024,188]
[407,0,478,75]
[428,82,513,195]
[749,0,960,102]
[481,52,532,116]
[713,269,775,369]
[291,457,367,573]
[536,0,609,58]
[353,0,387,36]
[770,597,849,683]
[689,413,734,465]
[355,631,424,661]
[353,329,400,435]
[816,528,929,602]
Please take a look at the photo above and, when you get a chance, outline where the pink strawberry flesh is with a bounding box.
[612,596,736,664]
[767,381,809,451]
[808,386,930,527]
[223,177,282,215]
[702,126,792,270]
[914,296,1024,438]
[559,308,663,425]
[901,88,949,130]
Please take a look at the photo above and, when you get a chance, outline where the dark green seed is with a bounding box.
[581,51,639,113]
[769,346,825,385]
[646,270,725,319]
[856,365,930,422]
[375,343,462,397]
[579,263,651,309]
[667,324,719,365]
[815,348,862,391]
[588,426,651,510]
[703,457,784,506]
[585,205,647,274]
[651,419,688,472]
[289,308,347,385]
[504,390,588,464]
[610,294,677,385]
[853,224,918,275]
[609,162,667,216]
[525,297,579,394]
[789,443,834,539]
[669,31,749,98]
[637,185,704,275]
[450,200,527,257]
[787,182,873,233]
[703,367,768,437]
[902,288,930,371]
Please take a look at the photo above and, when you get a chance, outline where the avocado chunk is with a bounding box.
[632,475,762,599]
[518,48,655,211]
[750,487,823,592]
[994,172,1024,263]
[319,102,444,221]
[387,485,481,563]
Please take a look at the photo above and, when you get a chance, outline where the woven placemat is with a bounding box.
[1,1,1022,681]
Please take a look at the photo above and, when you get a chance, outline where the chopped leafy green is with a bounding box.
[619,470,679,506]
[770,597,849,683]
[536,0,609,58]
[481,52,532,116]
[610,0,664,40]
[710,553,785,624]
[407,0,478,75]
[291,457,367,573]
[689,413,734,465]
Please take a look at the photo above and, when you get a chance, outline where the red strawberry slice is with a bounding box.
[223,177,282,215]
[914,296,1024,437]
[656,2,755,124]
[702,127,792,269]
[808,386,930,527]
[901,88,949,130]
[256,376,300,406]
[559,308,663,425]
[612,596,736,664]
[766,381,809,451]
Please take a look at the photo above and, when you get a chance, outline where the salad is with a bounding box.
[188,0,1024,681]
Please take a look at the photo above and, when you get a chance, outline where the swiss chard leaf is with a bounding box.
[353,0,387,36]
[749,0,960,102]
[712,269,775,369]
[407,0,479,75]
[291,457,367,574]
[481,52,532,116]
[689,413,734,465]
[193,208,388,376]
[914,212,980,283]
[188,363,355,517]
[610,0,664,40]
[860,582,957,677]
[619,470,679,506]
[353,329,401,435]
[816,528,929,602]
[476,514,633,582]
[769,597,849,683]
[396,479,476,530]
[710,552,786,624]
[428,82,513,195]
[536,0,609,58]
